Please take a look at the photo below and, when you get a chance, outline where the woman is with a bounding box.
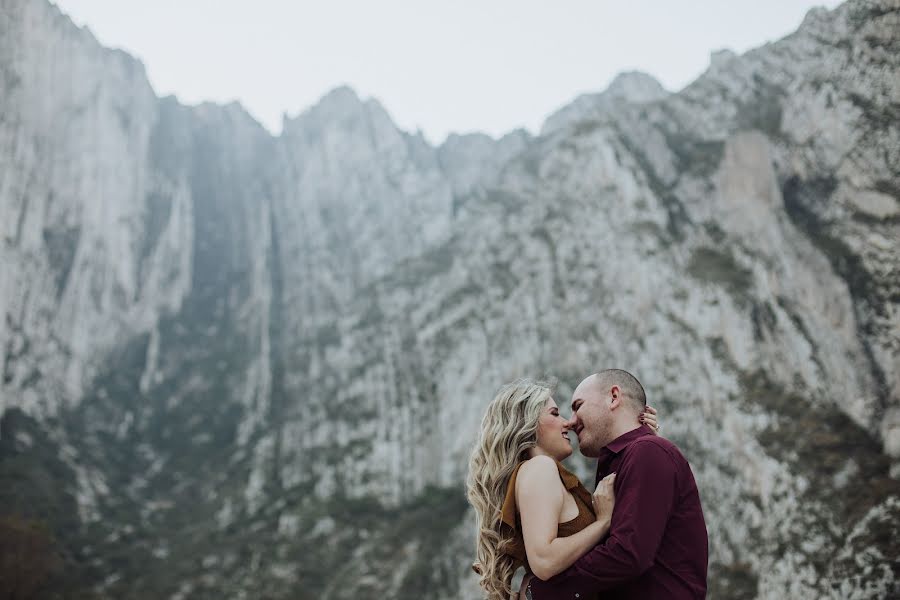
[466,379,658,600]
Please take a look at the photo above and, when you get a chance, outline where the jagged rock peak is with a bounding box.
[190,99,270,134]
[540,70,669,136]
[9,0,150,82]
[604,70,669,103]
[437,128,531,195]
[800,4,834,28]
[709,48,738,68]
[313,84,366,113]
[440,127,531,150]
[281,84,396,137]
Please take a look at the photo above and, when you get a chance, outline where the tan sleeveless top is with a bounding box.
[499,459,596,571]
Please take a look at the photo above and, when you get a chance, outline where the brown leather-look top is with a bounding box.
[499,458,596,571]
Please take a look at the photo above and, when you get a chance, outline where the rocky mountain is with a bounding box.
[1,0,898,598]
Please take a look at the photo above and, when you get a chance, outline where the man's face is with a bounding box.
[567,375,614,458]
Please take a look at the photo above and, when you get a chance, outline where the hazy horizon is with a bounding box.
[52,0,843,144]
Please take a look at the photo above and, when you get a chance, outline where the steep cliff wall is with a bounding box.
[1,0,897,598]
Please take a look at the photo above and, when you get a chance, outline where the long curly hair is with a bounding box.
[465,379,554,599]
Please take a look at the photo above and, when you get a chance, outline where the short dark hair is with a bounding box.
[594,369,646,411]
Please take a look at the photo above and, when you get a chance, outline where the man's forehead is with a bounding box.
[571,375,598,402]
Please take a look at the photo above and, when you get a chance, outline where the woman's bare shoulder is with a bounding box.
[516,455,562,489]
[515,456,565,521]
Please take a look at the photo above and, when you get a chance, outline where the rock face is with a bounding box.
[1,0,898,598]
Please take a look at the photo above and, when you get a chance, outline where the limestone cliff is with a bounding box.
[1,0,898,598]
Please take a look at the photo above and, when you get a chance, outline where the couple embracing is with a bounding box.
[466,370,708,599]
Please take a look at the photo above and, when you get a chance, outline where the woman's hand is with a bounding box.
[640,405,660,435]
[592,472,616,524]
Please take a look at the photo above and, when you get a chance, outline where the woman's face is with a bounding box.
[534,397,573,461]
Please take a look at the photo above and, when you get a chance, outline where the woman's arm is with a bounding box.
[515,455,615,581]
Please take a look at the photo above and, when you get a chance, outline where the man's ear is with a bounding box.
[609,385,622,410]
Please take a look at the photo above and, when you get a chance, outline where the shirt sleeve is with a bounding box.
[530,440,677,595]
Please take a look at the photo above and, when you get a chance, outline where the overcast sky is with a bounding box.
[52,0,842,144]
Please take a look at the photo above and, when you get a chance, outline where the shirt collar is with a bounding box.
[556,460,582,491]
[605,424,654,454]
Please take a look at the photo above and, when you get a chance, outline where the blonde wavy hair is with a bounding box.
[466,379,554,599]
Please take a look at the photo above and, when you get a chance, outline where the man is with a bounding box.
[528,369,708,599]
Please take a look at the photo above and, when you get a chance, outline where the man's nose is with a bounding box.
[565,415,578,429]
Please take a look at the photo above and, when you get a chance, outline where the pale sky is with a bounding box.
[52,0,843,144]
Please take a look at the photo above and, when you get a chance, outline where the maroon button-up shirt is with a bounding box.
[530,424,708,599]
